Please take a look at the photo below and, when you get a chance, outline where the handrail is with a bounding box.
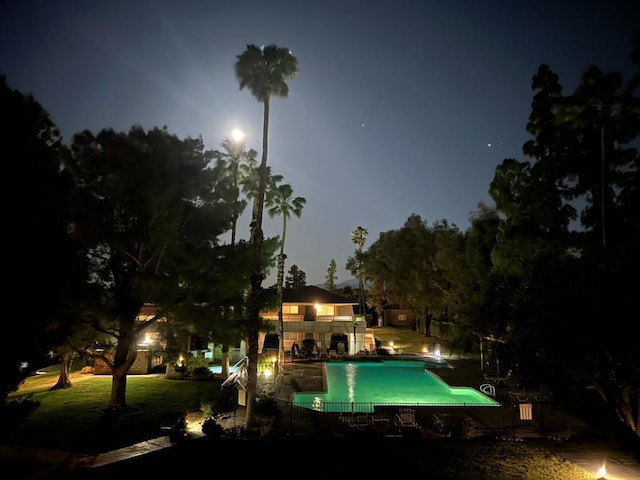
[221,356,249,389]
[232,356,249,368]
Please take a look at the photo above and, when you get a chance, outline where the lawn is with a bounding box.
[370,325,462,356]
[3,364,224,454]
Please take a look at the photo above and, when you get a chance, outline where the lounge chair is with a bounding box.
[484,369,513,386]
[394,408,420,433]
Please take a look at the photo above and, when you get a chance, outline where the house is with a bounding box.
[259,285,370,356]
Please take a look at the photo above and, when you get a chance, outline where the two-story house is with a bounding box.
[259,285,369,356]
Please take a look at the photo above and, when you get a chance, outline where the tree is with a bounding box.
[266,182,306,367]
[2,76,84,402]
[348,226,368,319]
[234,43,298,427]
[361,216,454,335]
[325,259,338,292]
[212,135,257,378]
[486,58,640,439]
[67,126,241,411]
[285,265,306,288]
[213,135,256,245]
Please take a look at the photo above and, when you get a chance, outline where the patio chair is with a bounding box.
[484,369,513,386]
[394,408,420,433]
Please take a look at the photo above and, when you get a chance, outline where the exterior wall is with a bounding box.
[260,301,364,354]
[93,350,154,375]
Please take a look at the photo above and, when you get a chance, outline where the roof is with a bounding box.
[265,285,356,305]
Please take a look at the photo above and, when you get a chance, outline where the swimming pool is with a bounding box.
[294,360,500,412]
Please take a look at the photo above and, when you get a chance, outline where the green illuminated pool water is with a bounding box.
[294,360,500,412]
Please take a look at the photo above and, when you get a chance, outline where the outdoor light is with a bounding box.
[422,347,428,354]
[596,462,607,479]
[263,356,277,378]
[389,341,394,348]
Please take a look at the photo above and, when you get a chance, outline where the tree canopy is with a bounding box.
[66,125,250,410]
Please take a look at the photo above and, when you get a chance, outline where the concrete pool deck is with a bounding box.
[274,355,485,400]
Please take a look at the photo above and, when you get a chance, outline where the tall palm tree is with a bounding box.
[212,136,256,378]
[266,182,306,367]
[215,136,257,245]
[239,155,283,208]
[234,44,298,427]
[351,226,369,323]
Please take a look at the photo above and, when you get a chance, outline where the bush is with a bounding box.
[449,414,475,439]
[252,395,282,436]
[200,400,218,419]
[191,367,213,380]
[201,418,225,437]
[0,394,39,430]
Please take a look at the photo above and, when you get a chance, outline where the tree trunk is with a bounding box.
[221,344,230,378]
[107,317,138,411]
[245,96,270,429]
[277,253,285,367]
[50,353,74,390]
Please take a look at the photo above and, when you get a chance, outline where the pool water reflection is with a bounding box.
[294,360,500,412]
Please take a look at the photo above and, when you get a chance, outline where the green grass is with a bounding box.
[370,325,460,356]
[4,365,223,454]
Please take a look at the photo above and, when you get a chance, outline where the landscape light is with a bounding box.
[596,462,607,479]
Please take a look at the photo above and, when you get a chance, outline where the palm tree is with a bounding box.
[234,44,298,427]
[212,136,256,378]
[214,136,257,245]
[351,226,368,322]
[266,182,306,367]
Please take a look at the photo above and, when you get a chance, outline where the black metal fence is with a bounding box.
[268,399,584,440]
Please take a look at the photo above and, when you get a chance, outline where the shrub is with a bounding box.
[200,399,218,419]
[192,367,213,380]
[201,418,225,437]
[449,414,475,439]
[252,395,282,436]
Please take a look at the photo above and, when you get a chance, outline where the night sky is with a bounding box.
[2,1,637,285]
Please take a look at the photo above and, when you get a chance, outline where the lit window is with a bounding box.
[316,305,335,316]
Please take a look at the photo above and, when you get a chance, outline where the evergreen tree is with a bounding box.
[325,259,337,292]
[285,265,306,288]
[67,126,246,411]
